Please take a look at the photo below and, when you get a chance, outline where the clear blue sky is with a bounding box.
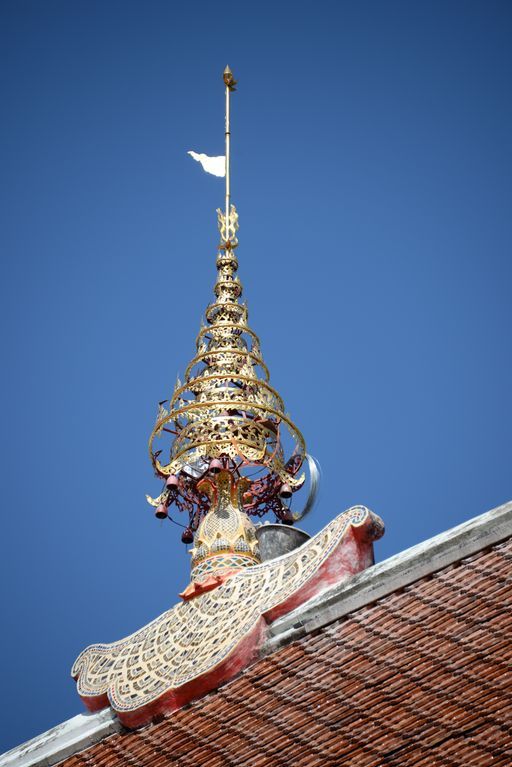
[1,0,511,753]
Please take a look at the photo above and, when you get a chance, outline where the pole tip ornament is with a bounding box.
[223,65,237,91]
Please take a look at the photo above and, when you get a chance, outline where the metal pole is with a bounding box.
[223,66,236,239]
[225,79,230,229]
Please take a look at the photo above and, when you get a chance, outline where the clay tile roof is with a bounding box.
[56,537,512,767]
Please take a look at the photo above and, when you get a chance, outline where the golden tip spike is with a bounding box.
[223,66,237,90]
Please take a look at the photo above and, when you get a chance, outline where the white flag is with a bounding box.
[188,151,225,177]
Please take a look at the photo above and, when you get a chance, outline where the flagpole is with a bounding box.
[223,66,236,238]
[225,74,230,228]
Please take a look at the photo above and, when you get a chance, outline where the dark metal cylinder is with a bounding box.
[255,524,311,561]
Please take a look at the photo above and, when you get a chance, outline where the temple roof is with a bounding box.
[3,499,511,767]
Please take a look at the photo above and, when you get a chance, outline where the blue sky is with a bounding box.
[1,0,511,753]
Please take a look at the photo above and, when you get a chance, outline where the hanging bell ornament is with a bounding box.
[155,504,168,520]
[209,458,223,474]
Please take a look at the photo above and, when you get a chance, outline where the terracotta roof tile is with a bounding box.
[58,538,512,767]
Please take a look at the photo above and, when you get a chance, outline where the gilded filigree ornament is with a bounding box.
[190,471,260,569]
[217,204,239,247]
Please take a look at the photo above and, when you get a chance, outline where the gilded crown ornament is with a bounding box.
[146,67,311,551]
[72,67,385,728]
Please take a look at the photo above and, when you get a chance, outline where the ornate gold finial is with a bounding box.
[147,68,307,545]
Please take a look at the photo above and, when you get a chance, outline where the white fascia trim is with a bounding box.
[265,499,512,651]
[0,709,121,767]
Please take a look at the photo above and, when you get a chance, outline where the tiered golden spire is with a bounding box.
[147,68,307,543]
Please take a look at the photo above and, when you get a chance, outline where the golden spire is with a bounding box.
[147,67,307,544]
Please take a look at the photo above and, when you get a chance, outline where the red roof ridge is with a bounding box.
[265,498,512,651]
